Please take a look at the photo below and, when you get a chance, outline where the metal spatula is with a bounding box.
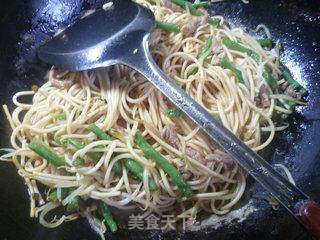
[37,0,320,237]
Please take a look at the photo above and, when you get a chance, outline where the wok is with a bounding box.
[0,0,319,239]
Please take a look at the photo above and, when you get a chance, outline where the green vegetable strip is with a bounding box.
[88,124,113,141]
[66,138,101,161]
[263,68,278,91]
[192,1,211,8]
[282,66,307,95]
[171,0,203,16]
[66,196,80,212]
[29,141,65,167]
[88,124,122,175]
[198,36,213,60]
[49,187,79,212]
[155,21,180,33]
[48,188,73,202]
[53,136,62,145]
[100,202,118,232]
[56,112,66,120]
[208,18,221,27]
[283,70,299,88]
[88,129,158,189]
[134,131,192,198]
[66,138,84,149]
[221,58,244,84]
[273,111,289,123]
[222,36,260,62]
[188,67,198,77]
[285,100,297,111]
[164,108,183,118]
[110,161,122,176]
[73,157,85,166]
[123,158,158,192]
[65,138,96,167]
[257,38,273,48]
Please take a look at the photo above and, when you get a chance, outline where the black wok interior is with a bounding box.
[0,0,319,239]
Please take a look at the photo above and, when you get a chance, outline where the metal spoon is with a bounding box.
[37,0,320,237]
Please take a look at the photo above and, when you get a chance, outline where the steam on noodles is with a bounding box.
[0,0,306,237]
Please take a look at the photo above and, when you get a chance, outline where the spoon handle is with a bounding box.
[122,34,320,238]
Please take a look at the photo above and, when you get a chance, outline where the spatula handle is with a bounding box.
[298,200,320,240]
[122,34,319,239]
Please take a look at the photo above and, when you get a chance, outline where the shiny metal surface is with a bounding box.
[36,0,318,236]
[38,0,154,71]
[127,34,310,221]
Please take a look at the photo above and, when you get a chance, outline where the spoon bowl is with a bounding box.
[38,0,154,70]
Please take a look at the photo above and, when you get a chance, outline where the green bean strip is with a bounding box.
[282,66,307,95]
[155,21,180,33]
[66,196,80,212]
[285,100,297,111]
[192,1,211,8]
[123,158,158,192]
[55,107,72,120]
[221,58,244,84]
[49,187,79,212]
[100,202,118,232]
[29,141,65,167]
[164,108,183,118]
[73,157,85,166]
[66,138,101,161]
[171,0,203,16]
[208,18,221,27]
[48,188,73,202]
[89,129,158,189]
[65,138,84,149]
[199,36,213,60]
[273,111,289,123]
[222,37,260,62]
[134,131,192,198]
[53,136,62,146]
[64,138,97,167]
[263,68,278,91]
[88,124,122,175]
[257,38,273,48]
[56,112,66,120]
[187,67,198,77]
[89,124,159,189]
[110,162,122,176]
[88,124,113,141]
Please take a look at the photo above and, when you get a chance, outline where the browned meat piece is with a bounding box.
[48,67,75,89]
[206,149,235,166]
[182,9,209,37]
[260,84,271,107]
[186,146,205,164]
[280,81,290,91]
[162,125,182,149]
[280,81,302,100]
[162,125,206,163]
[284,84,302,100]
[162,0,184,12]
[254,84,271,107]
[162,125,208,164]
[295,91,302,100]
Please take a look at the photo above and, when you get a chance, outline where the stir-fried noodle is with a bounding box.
[1,0,306,236]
